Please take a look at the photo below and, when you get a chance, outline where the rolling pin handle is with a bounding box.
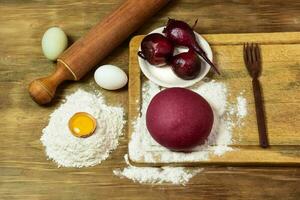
[28,61,74,105]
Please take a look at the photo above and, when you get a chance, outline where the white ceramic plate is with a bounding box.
[138,27,212,88]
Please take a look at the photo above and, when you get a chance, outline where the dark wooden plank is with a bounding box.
[0,0,299,199]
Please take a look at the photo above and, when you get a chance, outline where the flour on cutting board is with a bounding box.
[41,89,125,168]
[129,80,247,163]
[237,96,247,118]
[113,154,202,185]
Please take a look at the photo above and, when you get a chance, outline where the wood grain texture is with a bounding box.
[0,0,300,199]
[128,33,300,165]
[28,0,168,105]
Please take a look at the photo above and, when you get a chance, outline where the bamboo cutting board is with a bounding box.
[128,32,300,166]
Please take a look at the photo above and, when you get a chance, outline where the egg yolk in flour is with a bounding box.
[68,112,96,138]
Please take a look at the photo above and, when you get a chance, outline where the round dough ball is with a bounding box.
[146,88,214,151]
[42,27,68,61]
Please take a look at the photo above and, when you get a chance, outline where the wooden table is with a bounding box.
[0,1,299,199]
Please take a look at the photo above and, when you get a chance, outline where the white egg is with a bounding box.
[94,65,128,90]
[42,27,68,61]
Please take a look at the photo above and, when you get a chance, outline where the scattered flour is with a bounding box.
[41,89,125,168]
[113,155,202,185]
[128,80,247,163]
[115,80,247,185]
[237,95,248,118]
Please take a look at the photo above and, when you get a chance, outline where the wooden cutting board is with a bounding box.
[128,32,300,166]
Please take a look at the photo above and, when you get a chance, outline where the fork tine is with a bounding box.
[246,43,252,64]
[255,43,261,63]
[254,43,262,76]
[243,43,248,63]
[251,43,257,63]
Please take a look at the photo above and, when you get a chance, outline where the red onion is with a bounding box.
[163,18,220,74]
[171,48,201,80]
[138,33,174,66]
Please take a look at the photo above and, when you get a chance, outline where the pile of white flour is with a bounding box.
[128,80,247,163]
[41,89,125,168]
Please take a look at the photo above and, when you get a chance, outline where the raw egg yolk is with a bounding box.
[69,112,96,138]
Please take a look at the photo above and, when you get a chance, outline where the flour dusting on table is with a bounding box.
[129,80,247,163]
[113,155,202,185]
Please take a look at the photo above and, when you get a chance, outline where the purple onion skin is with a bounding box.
[171,49,201,80]
[146,88,214,151]
[163,19,203,53]
[163,18,220,74]
[138,33,174,66]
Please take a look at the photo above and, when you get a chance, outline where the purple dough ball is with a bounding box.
[146,88,214,151]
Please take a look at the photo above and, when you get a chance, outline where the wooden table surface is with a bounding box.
[0,0,299,199]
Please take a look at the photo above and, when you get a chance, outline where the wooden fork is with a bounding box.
[243,43,269,148]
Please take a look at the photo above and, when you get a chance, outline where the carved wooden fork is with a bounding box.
[243,43,269,148]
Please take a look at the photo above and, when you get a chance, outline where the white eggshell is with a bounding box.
[42,27,68,61]
[94,65,128,90]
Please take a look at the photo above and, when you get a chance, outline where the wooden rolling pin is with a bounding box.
[29,0,169,105]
